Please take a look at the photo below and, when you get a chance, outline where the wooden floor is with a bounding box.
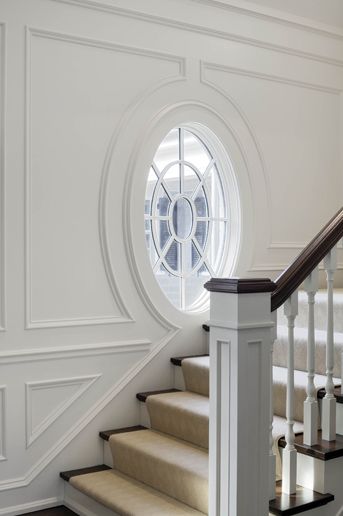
[21,507,78,516]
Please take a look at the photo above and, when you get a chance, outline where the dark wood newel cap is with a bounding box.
[204,278,276,294]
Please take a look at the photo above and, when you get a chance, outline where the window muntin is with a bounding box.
[145,127,229,311]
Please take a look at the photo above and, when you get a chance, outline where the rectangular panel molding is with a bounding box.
[0,22,6,331]
[0,386,6,461]
[24,26,185,329]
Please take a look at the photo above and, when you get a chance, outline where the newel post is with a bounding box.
[204,278,276,516]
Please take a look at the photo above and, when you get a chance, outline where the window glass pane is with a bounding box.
[163,164,181,196]
[154,128,179,172]
[165,240,181,273]
[205,167,226,219]
[172,197,193,241]
[194,188,208,217]
[208,221,226,271]
[183,130,211,173]
[184,265,210,308]
[156,186,171,216]
[194,221,208,249]
[156,264,181,309]
[183,165,200,196]
[153,219,171,251]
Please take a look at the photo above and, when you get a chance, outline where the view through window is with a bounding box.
[145,126,229,311]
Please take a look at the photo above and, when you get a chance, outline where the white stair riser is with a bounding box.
[64,483,120,516]
[295,453,343,515]
[139,400,151,428]
[104,441,113,467]
[174,366,186,390]
[337,403,343,435]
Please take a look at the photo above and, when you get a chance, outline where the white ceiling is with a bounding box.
[244,0,343,29]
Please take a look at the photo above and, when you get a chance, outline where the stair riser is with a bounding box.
[64,483,119,516]
[174,365,185,390]
[337,403,343,435]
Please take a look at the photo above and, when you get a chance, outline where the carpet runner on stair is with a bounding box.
[61,292,341,515]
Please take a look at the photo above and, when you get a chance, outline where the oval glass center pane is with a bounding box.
[172,197,193,240]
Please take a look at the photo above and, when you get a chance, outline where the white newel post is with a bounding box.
[205,278,276,516]
[303,268,319,446]
[323,247,337,441]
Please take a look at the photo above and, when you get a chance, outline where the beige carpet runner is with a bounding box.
[68,293,342,514]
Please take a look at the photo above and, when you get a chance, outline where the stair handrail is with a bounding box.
[271,207,343,312]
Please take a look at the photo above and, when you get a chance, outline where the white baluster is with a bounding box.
[303,268,319,446]
[322,247,337,441]
[282,291,298,495]
[269,310,277,500]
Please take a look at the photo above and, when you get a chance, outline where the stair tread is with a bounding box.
[68,468,205,515]
[109,428,208,513]
[279,431,343,461]
[146,390,209,448]
[136,388,180,402]
[99,425,146,441]
[269,481,334,515]
[170,354,209,366]
[60,464,110,482]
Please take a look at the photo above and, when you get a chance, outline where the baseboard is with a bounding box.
[0,496,61,515]
[64,482,119,516]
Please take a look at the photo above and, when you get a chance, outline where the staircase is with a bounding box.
[60,299,342,515]
[59,208,343,516]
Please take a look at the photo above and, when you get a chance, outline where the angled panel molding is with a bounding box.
[0,386,6,461]
[0,330,175,491]
[52,0,343,67]
[0,23,6,331]
[25,27,184,329]
[25,374,101,447]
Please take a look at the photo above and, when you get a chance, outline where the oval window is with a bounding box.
[144,126,236,311]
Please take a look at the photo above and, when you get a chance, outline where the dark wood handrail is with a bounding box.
[271,207,343,312]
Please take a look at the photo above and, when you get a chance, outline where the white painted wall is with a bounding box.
[0,0,343,512]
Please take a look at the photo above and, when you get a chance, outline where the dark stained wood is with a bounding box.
[269,481,334,515]
[21,508,78,516]
[279,431,343,461]
[60,464,111,482]
[170,354,209,366]
[317,385,343,403]
[271,207,343,311]
[204,277,276,294]
[136,388,181,402]
[99,425,146,441]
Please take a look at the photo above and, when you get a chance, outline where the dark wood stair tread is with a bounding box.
[60,464,111,482]
[269,481,334,515]
[170,354,209,366]
[136,388,181,402]
[279,431,343,460]
[99,425,146,441]
[317,385,343,403]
